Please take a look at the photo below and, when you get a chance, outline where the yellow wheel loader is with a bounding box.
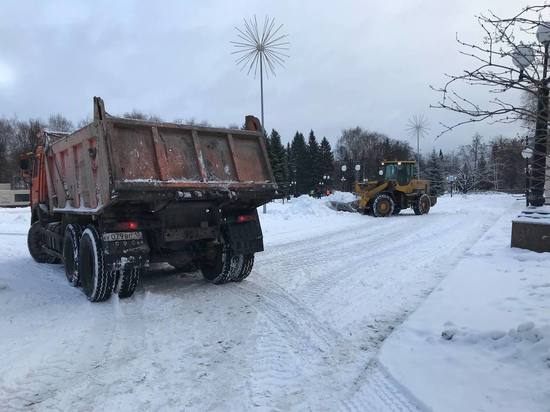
[355,161,437,217]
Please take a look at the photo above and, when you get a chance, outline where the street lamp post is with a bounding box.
[354,164,361,183]
[512,23,550,207]
[341,165,347,191]
[522,143,534,207]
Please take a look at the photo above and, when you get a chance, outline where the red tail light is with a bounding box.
[236,215,256,223]
[113,221,139,231]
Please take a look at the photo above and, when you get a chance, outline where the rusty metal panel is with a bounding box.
[44,98,276,214]
[200,132,238,181]
[159,128,201,180]
[45,124,109,212]
[107,119,272,185]
[231,135,270,182]
[110,124,159,181]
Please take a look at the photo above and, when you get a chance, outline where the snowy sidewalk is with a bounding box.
[376,207,550,411]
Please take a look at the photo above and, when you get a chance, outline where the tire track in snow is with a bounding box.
[338,215,502,411]
[340,361,425,412]
[247,210,502,410]
[226,280,371,410]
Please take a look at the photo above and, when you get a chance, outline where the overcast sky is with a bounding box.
[0,0,525,152]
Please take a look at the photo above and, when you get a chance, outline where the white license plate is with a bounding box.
[102,232,143,242]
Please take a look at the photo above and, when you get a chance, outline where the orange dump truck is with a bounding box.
[21,97,276,301]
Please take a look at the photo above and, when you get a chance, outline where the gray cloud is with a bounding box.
[0,0,524,152]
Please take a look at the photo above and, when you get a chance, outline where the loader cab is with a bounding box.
[380,161,416,186]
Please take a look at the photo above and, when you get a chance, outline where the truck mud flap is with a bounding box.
[102,232,150,271]
[224,221,264,255]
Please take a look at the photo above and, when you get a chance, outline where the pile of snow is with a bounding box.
[441,321,550,370]
[262,192,357,219]
[258,192,363,246]
[0,207,29,234]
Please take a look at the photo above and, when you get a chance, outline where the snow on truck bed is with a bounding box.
[0,193,548,411]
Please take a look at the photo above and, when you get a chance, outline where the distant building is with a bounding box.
[0,183,30,207]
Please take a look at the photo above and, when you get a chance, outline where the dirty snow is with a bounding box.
[0,193,548,411]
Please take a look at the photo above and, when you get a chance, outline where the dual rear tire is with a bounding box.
[64,225,139,302]
[200,237,255,284]
[78,226,116,302]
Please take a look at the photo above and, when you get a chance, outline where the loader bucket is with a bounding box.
[327,200,358,213]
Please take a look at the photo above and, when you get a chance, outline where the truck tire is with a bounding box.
[200,249,241,284]
[28,221,59,264]
[63,224,82,286]
[200,236,244,285]
[372,194,395,217]
[413,194,431,215]
[231,254,254,282]
[115,268,141,298]
[79,226,115,302]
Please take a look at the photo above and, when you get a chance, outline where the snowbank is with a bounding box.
[258,192,363,246]
[0,207,30,234]
[378,206,550,411]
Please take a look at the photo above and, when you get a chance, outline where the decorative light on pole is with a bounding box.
[406,115,430,179]
[231,16,290,134]
[510,21,550,207]
[521,144,533,207]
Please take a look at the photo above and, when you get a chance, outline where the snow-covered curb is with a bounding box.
[377,210,550,411]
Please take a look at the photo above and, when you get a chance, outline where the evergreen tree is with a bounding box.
[476,151,492,190]
[319,137,334,182]
[286,142,295,185]
[290,132,308,195]
[306,130,321,191]
[425,149,445,196]
[268,129,287,186]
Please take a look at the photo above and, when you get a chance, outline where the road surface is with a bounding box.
[0,195,515,411]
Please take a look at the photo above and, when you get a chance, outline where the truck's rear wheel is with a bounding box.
[231,254,254,282]
[115,268,141,298]
[413,194,431,215]
[372,194,395,217]
[200,246,241,285]
[28,222,59,264]
[63,224,82,286]
[79,226,115,302]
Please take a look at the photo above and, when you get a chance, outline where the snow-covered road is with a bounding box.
[0,194,527,410]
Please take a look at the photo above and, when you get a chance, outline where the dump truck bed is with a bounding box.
[44,98,276,213]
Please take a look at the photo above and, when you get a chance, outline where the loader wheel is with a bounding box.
[79,226,115,302]
[63,224,82,286]
[115,268,141,299]
[231,254,254,282]
[372,194,395,217]
[413,194,431,215]
[28,222,59,264]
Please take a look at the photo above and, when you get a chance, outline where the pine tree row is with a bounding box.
[265,129,334,196]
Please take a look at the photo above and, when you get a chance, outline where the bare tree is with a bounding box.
[48,114,74,133]
[335,127,413,179]
[122,110,162,123]
[431,5,550,205]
